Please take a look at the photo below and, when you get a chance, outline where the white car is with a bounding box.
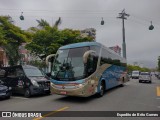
[139,72,152,83]
[131,71,140,79]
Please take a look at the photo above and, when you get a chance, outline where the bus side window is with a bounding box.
[87,54,98,75]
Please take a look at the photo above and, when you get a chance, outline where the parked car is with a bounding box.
[127,72,131,78]
[139,72,152,83]
[131,71,140,79]
[0,80,12,99]
[155,72,160,80]
[0,65,50,97]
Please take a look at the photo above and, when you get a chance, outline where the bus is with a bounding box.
[46,42,128,97]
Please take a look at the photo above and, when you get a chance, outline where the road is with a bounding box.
[0,75,160,120]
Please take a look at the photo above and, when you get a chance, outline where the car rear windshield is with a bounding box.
[140,73,150,75]
[132,71,139,74]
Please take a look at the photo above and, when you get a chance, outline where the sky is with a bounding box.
[0,0,160,68]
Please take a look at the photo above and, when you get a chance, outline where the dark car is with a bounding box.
[0,65,50,97]
[0,80,12,99]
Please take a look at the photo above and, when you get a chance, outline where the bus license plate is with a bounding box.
[60,91,67,95]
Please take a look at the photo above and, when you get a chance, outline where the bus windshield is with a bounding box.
[51,47,89,81]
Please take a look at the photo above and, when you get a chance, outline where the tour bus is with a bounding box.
[46,42,128,97]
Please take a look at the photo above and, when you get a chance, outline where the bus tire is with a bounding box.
[120,78,124,87]
[120,84,124,87]
[97,81,105,97]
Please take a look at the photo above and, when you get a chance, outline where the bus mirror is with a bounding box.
[46,54,55,65]
[83,50,96,64]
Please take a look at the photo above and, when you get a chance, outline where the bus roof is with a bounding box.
[59,41,126,63]
[59,42,101,49]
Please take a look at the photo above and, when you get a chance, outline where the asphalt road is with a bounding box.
[0,75,160,120]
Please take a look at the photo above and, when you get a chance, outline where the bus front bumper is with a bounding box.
[50,82,97,97]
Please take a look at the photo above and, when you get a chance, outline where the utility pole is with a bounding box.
[117,9,129,59]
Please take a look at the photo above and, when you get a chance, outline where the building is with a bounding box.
[0,47,8,67]
[19,43,30,64]
[109,45,121,56]
[80,28,96,40]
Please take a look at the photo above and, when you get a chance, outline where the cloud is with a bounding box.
[0,0,160,68]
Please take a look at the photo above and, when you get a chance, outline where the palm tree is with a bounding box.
[54,17,61,28]
[36,19,50,29]
[36,17,62,29]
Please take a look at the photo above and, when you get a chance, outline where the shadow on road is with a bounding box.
[54,95,97,103]
[54,85,124,104]
[0,97,11,101]
[11,93,51,98]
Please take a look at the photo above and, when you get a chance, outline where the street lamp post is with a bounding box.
[100,9,129,59]
[117,9,129,59]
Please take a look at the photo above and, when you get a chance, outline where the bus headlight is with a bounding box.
[31,79,39,87]
[77,83,86,88]
[50,82,54,86]
[90,80,95,84]
[78,84,83,87]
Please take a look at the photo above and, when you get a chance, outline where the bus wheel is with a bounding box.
[120,78,124,87]
[97,81,105,97]
[24,88,31,98]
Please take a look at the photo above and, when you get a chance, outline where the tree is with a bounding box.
[54,17,61,28]
[0,16,29,66]
[0,27,7,45]
[60,29,93,45]
[127,64,150,73]
[26,19,94,60]
[36,17,61,29]
[36,19,50,29]
[26,26,61,57]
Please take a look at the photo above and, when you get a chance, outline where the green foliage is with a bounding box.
[0,16,29,66]
[60,29,93,45]
[5,44,20,66]
[0,16,94,66]
[0,27,7,45]
[26,27,61,56]
[127,64,150,73]
[54,17,61,28]
[29,60,47,70]
[26,23,94,57]
[36,19,50,29]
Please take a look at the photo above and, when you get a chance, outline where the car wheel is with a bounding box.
[97,81,105,97]
[139,80,141,83]
[6,92,11,99]
[6,95,10,99]
[46,90,51,95]
[24,88,31,98]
